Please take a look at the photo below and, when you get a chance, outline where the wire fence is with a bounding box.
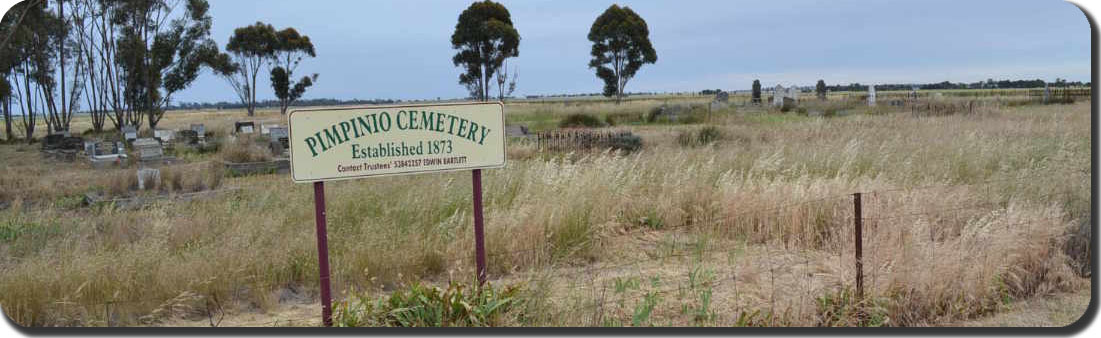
[20,175,1084,327]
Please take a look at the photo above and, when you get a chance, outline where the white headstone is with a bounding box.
[1043,82,1051,103]
[133,138,163,160]
[867,85,877,106]
[137,168,160,190]
[122,126,138,142]
[153,129,174,142]
[773,85,785,107]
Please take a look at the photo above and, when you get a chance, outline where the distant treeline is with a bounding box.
[169,98,403,111]
[523,92,663,99]
[823,79,1090,92]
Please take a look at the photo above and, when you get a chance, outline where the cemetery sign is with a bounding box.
[288,102,506,182]
[287,102,507,326]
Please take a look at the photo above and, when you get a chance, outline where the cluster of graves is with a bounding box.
[233,121,289,157]
[40,119,292,169]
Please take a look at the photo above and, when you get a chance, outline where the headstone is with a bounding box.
[772,85,786,107]
[867,85,877,106]
[190,124,206,139]
[132,138,163,161]
[1043,82,1051,103]
[153,129,174,142]
[713,91,729,103]
[178,130,200,145]
[269,126,288,140]
[235,121,255,134]
[261,123,284,135]
[137,168,160,190]
[42,133,67,149]
[121,125,138,142]
[910,85,919,99]
[84,141,97,157]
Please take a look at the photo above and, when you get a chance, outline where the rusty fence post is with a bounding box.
[853,192,864,308]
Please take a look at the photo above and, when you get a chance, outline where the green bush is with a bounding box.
[559,114,605,128]
[677,126,724,147]
[608,132,643,153]
[335,281,524,327]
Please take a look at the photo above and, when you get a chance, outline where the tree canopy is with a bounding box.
[270,27,317,115]
[212,21,278,116]
[450,0,519,102]
[587,4,656,104]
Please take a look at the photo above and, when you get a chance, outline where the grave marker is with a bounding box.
[154,129,174,142]
[121,126,138,142]
[235,121,256,134]
[133,138,163,161]
[868,85,877,106]
[137,168,160,190]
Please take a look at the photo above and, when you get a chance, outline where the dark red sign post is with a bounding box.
[472,169,487,286]
[313,182,334,327]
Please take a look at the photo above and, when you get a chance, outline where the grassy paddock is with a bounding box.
[0,99,1089,327]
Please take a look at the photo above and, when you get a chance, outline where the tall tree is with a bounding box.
[751,79,761,104]
[815,79,826,100]
[113,0,219,130]
[451,0,519,102]
[587,4,656,104]
[269,27,316,115]
[3,0,61,143]
[212,21,275,117]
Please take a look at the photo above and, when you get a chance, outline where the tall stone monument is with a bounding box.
[868,85,877,106]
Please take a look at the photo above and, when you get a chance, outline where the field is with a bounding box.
[0,94,1091,327]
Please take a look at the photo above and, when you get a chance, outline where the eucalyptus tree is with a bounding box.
[587,4,656,104]
[269,27,316,115]
[450,0,520,102]
[112,0,219,130]
[2,0,60,142]
[212,21,276,117]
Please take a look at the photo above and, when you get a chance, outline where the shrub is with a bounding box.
[559,114,605,128]
[608,132,643,153]
[335,281,524,327]
[677,126,725,147]
[220,137,273,163]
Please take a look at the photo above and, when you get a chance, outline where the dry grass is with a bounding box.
[0,99,1089,327]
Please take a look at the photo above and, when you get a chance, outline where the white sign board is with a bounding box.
[288,102,506,183]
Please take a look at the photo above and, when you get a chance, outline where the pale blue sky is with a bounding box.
[170,0,1090,103]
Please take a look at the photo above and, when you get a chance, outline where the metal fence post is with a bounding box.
[853,192,864,307]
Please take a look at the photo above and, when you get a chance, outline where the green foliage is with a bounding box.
[608,132,643,153]
[558,113,604,128]
[335,281,524,327]
[271,27,318,114]
[451,0,520,102]
[215,22,278,116]
[550,206,594,260]
[588,5,657,103]
[631,292,659,326]
[113,0,219,130]
[677,126,724,147]
[814,288,888,327]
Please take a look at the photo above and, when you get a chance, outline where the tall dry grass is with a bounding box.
[0,101,1089,326]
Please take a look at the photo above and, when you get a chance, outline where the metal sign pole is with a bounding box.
[472,169,487,286]
[313,181,334,327]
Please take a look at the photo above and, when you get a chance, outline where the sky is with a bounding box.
[159,0,1092,103]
